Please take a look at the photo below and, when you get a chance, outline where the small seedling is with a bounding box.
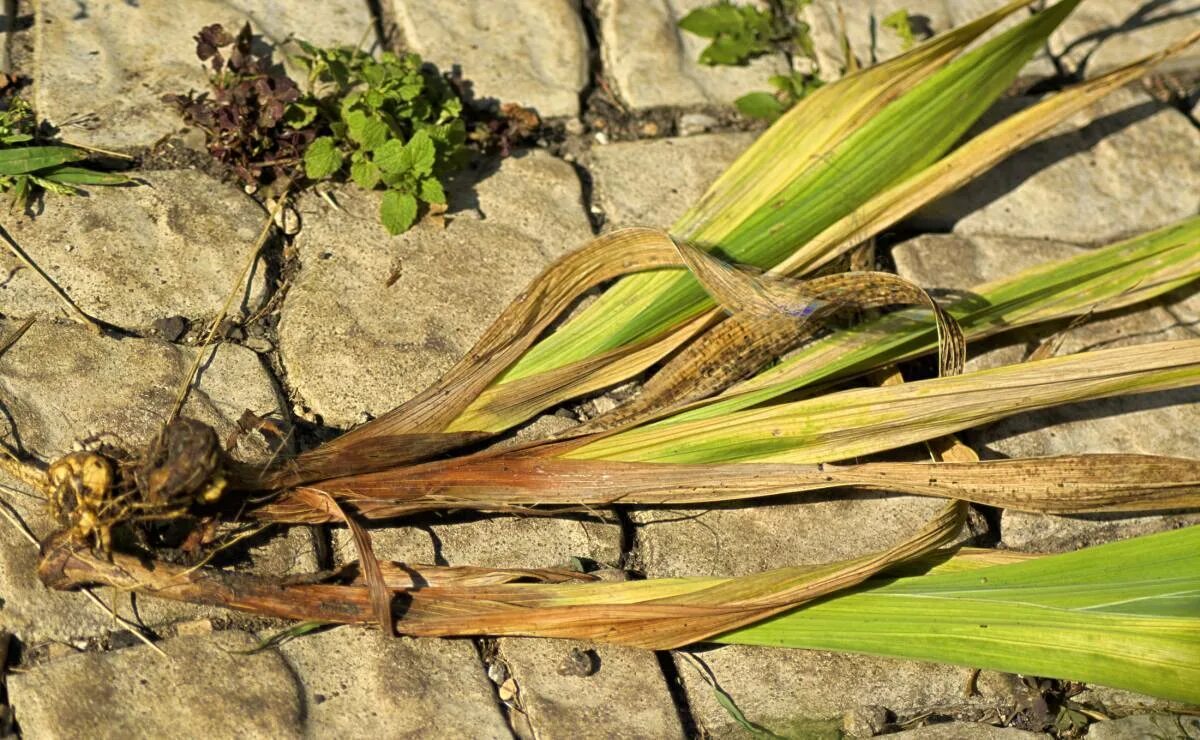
[734,71,823,121]
[167,24,318,190]
[681,1,919,120]
[881,9,917,51]
[679,0,815,66]
[170,24,541,236]
[679,0,820,120]
[294,44,469,234]
[0,96,129,210]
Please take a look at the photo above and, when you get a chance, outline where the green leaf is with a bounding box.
[37,165,130,186]
[735,92,786,121]
[405,130,436,176]
[303,136,343,180]
[882,9,917,50]
[380,189,418,235]
[283,101,319,129]
[418,176,445,205]
[372,138,411,175]
[0,146,88,177]
[344,109,369,141]
[678,3,744,38]
[719,526,1200,704]
[360,117,391,151]
[350,158,382,190]
[500,0,1082,390]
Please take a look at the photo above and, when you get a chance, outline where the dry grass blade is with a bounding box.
[0,226,101,334]
[40,501,964,650]
[254,452,1200,522]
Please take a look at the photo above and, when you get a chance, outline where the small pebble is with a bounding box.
[593,131,609,145]
[150,315,188,342]
[679,112,719,136]
[242,336,274,354]
[564,117,586,136]
[173,619,214,637]
[273,203,301,236]
[843,704,890,737]
[640,121,659,137]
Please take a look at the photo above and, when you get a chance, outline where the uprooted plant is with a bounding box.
[168,23,541,234]
[4,0,1200,709]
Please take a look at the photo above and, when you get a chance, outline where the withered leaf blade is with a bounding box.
[595,240,964,436]
[284,228,684,469]
[253,453,1200,522]
[40,500,965,650]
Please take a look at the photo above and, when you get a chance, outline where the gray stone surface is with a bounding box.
[497,638,685,739]
[597,0,789,110]
[804,0,1057,80]
[333,512,621,573]
[915,87,1200,245]
[891,230,1200,553]
[888,721,1047,738]
[7,631,304,737]
[391,0,588,118]
[631,493,960,578]
[1052,1,1200,76]
[678,647,1019,737]
[0,170,268,332]
[278,150,593,429]
[0,318,300,643]
[277,627,511,738]
[891,233,1088,296]
[1086,713,1200,739]
[35,0,371,149]
[1072,685,1199,717]
[587,131,755,229]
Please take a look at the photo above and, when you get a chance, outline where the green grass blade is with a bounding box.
[500,0,1080,384]
[655,215,1200,427]
[567,339,1200,463]
[0,146,88,176]
[717,526,1200,704]
[37,165,131,186]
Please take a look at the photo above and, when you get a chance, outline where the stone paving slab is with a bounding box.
[914,86,1200,245]
[803,0,1057,81]
[276,626,511,739]
[0,170,268,333]
[333,512,622,575]
[887,722,1048,739]
[278,150,593,429]
[7,630,304,737]
[497,637,685,739]
[587,131,755,230]
[0,318,300,643]
[1087,713,1200,739]
[630,493,959,578]
[892,231,1200,553]
[391,0,588,119]
[677,647,1022,737]
[597,0,789,110]
[1051,0,1200,76]
[34,0,371,150]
